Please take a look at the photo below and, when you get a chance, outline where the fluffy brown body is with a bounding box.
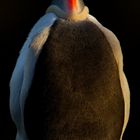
[24,20,124,140]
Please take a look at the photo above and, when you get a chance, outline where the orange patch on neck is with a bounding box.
[69,0,77,11]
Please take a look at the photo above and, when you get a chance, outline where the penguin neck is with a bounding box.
[46,0,89,21]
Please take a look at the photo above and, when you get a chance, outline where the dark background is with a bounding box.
[0,0,139,139]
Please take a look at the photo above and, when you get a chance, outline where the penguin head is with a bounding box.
[46,0,89,21]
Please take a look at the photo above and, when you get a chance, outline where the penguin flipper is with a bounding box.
[9,13,58,139]
[88,14,130,140]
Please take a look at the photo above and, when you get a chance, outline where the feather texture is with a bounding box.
[10,13,57,140]
[88,15,130,140]
[9,4,130,140]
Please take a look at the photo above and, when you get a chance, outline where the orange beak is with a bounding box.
[68,0,77,12]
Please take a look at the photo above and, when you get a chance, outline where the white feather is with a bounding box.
[10,13,58,140]
[88,15,130,140]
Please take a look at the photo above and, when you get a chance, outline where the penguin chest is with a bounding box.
[24,20,124,140]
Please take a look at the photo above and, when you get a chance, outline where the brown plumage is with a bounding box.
[24,20,124,140]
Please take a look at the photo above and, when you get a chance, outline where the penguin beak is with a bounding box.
[67,0,77,13]
[51,0,84,15]
[66,0,85,15]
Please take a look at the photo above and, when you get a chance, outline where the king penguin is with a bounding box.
[10,0,130,140]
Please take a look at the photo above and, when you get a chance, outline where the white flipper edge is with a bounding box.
[10,13,58,140]
[88,15,130,140]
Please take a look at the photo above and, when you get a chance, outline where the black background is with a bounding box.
[0,0,139,139]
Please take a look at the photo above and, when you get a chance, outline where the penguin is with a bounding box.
[9,0,130,140]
